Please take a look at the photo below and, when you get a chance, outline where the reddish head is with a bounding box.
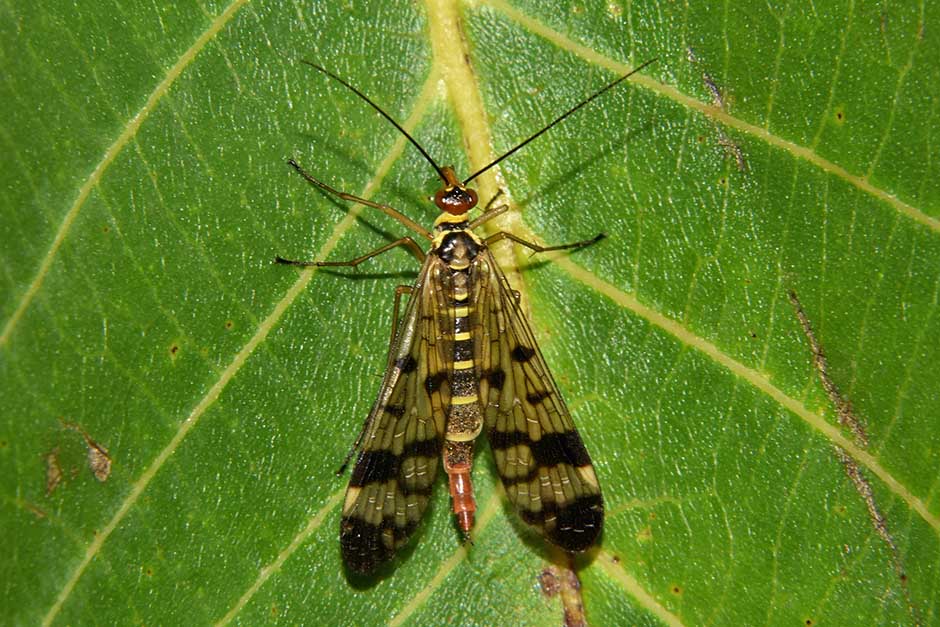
[434,166,478,215]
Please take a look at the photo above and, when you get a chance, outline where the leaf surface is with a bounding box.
[2,1,938,625]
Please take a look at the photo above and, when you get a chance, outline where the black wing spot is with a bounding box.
[526,390,552,405]
[424,371,447,396]
[341,516,420,574]
[402,436,440,459]
[349,450,400,486]
[385,404,406,418]
[395,354,418,373]
[511,345,536,362]
[484,369,506,391]
[530,431,592,467]
[340,516,393,574]
[488,429,527,450]
[518,494,603,552]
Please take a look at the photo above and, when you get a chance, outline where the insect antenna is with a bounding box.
[463,57,657,185]
[300,60,450,185]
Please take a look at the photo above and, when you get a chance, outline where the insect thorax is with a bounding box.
[435,229,481,270]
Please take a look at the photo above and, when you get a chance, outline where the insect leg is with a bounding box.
[467,190,508,230]
[288,158,433,240]
[275,237,425,267]
[483,230,605,254]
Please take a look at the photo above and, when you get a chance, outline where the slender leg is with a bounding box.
[275,236,426,267]
[288,158,432,241]
[468,189,508,230]
[484,230,605,254]
[336,284,415,476]
[470,190,603,253]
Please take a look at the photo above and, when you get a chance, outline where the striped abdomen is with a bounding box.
[437,229,483,535]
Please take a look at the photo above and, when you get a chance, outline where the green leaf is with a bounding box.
[2,1,938,625]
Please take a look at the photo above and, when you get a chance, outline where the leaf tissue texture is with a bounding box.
[1,1,938,626]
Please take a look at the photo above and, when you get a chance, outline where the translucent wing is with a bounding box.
[474,249,603,552]
[340,255,450,573]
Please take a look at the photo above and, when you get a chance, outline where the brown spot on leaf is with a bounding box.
[539,567,561,597]
[86,440,112,482]
[45,447,63,495]
[25,502,47,519]
[60,419,112,482]
[789,289,919,622]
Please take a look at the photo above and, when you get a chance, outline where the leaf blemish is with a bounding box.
[539,567,561,597]
[45,447,63,496]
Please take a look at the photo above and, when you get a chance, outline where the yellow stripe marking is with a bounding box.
[454,331,471,341]
[342,486,362,514]
[453,306,470,317]
[453,359,474,370]
[434,212,468,226]
[446,430,481,442]
[451,394,478,405]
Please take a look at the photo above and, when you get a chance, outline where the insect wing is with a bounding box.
[474,250,603,551]
[340,256,450,573]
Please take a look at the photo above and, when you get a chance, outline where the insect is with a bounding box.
[278,58,655,574]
